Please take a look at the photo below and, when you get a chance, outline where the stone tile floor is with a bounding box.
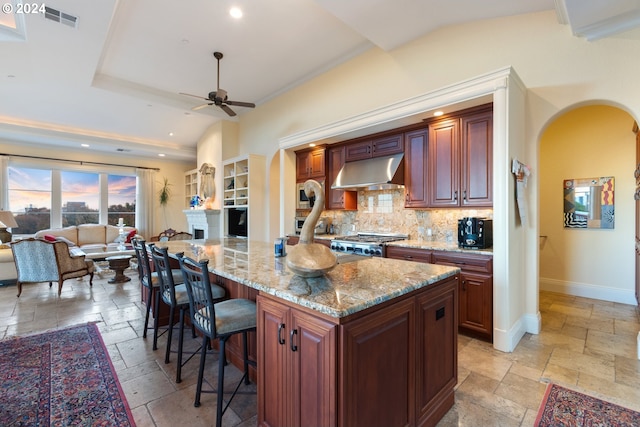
[0,269,639,427]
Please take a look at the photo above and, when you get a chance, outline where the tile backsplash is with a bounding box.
[317,188,493,240]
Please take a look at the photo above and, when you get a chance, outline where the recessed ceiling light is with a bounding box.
[309,143,316,147]
[433,111,444,117]
[158,153,166,157]
[81,143,89,147]
[229,7,243,18]
[168,132,174,136]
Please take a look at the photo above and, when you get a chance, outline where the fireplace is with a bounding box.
[183,209,221,239]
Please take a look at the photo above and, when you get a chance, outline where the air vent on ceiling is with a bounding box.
[116,148,132,152]
[44,6,78,29]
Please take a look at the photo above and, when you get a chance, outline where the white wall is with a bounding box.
[539,105,636,304]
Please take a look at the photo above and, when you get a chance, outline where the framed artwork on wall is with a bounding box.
[563,177,614,229]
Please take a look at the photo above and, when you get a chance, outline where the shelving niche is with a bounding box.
[222,154,266,241]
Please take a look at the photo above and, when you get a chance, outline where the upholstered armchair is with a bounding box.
[11,238,95,297]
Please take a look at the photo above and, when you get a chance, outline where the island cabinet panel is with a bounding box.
[431,251,493,341]
[257,295,337,427]
[416,279,457,426]
[339,298,416,427]
[257,274,458,427]
[213,275,259,379]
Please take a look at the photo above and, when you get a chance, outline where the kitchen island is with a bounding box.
[154,238,460,427]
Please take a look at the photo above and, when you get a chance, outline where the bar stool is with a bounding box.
[150,245,225,383]
[177,253,257,427]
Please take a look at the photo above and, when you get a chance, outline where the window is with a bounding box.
[7,165,137,235]
[8,167,52,234]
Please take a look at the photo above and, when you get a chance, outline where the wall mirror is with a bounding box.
[563,177,614,229]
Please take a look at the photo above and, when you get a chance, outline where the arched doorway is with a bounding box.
[539,104,637,305]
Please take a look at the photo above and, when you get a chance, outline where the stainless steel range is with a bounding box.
[330,232,408,257]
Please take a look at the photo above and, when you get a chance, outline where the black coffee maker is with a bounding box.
[458,217,492,249]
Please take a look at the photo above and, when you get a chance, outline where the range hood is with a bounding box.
[331,153,405,191]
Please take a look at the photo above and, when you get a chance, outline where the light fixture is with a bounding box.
[229,7,243,18]
[168,132,174,136]
[433,111,444,117]
[81,143,90,147]
[158,153,166,157]
[0,211,18,243]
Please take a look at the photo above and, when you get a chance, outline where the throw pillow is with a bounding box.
[43,234,57,242]
[125,229,137,243]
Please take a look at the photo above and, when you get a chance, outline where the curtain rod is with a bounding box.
[0,153,160,171]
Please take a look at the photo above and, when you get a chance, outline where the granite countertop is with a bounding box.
[153,238,459,319]
[387,239,494,256]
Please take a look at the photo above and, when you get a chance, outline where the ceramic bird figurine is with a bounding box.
[286,179,337,277]
[199,163,216,209]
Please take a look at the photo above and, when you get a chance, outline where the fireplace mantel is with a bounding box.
[183,209,221,239]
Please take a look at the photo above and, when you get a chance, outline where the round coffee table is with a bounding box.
[105,255,132,284]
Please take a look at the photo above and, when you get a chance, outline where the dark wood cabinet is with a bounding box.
[427,106,493,208]
[386,245,432,263]
[431,251,493,341]
[404,128,429,208]
[258,274,458,427]
[296,147,326,181]
[258,295,337,427]
[344,133,404,162]
[386,246,493,341]
[327,145,357,210]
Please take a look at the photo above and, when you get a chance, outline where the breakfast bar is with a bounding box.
[154,238,460,427]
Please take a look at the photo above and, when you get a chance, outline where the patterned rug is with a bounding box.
[0,323,136,426]
[536,383,640,427]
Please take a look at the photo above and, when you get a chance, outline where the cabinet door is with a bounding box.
[308,148,326,179]
[290,309,337,427]
[345,140,372,161]
[428,119,459,207]
[257,296,290,427]
[416,276,457,424]
[372,133,404,157]
[340,298,415,427]
[461,111,493,207]
[404,129,429,208]
[386,246,432,263]
[327,145,357,210]
[459,272,493,340]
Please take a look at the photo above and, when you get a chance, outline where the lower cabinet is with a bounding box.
[257,295,337,427]
[257,274,458,427]
[386,246,493,341]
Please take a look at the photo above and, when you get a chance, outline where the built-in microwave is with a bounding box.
[296,180,324,210]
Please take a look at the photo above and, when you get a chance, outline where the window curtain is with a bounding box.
[136,168,155,239]
[0,156,8,210]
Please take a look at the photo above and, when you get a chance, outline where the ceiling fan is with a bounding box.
[180,52,255,117]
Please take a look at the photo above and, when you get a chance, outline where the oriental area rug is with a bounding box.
[535,383,640,427]
[0,323,136,426]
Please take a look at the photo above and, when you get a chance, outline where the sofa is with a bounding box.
[34,224,140,258]
[0,224,140,284]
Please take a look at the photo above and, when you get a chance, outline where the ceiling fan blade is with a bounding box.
[179,92,209,101]
[192,103,212,111]
[220,104,237,117]
[225,100,255,108]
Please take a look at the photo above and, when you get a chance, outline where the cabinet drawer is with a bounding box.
[432,251,492,274]
[386,246,432,263]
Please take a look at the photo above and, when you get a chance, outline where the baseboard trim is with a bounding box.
[493,316,527,353]
[539,277,637,305]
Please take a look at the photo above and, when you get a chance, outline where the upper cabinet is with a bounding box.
[344,133,404,162]
[327,145,357,210]
[404,128,429,208]
[428,105,493,208]
[296,146,326,182]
